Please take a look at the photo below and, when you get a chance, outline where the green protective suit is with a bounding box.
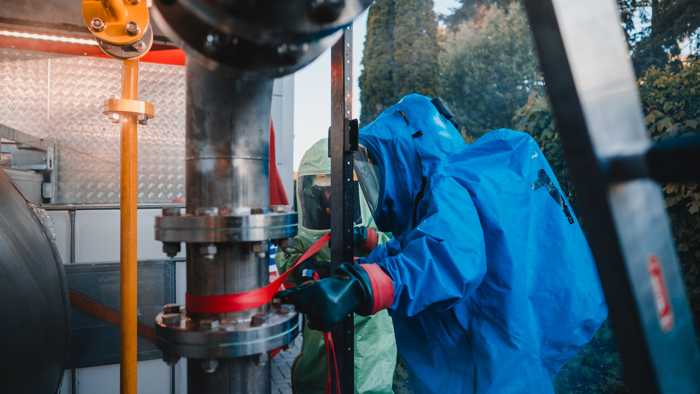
[276,138,397,394]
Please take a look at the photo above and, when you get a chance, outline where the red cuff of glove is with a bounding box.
[363,228,379,252]
[360,263,394,313]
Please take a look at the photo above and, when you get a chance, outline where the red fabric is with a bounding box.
[186,233,330,314]
[360,264,395,314]
[269,121,289,206]
[323,332,342,394]
[363,228,379,252]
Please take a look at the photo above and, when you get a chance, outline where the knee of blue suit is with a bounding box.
[358,95,608,394]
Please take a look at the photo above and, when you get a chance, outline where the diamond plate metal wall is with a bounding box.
[0,47,293,204]
[48,55,186,203]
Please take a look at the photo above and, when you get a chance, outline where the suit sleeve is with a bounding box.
[371,177,487,317]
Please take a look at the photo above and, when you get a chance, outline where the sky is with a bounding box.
[292,0,459,170]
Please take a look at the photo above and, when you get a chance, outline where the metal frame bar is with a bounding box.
[330,26,356,394]
[523,1,700,392]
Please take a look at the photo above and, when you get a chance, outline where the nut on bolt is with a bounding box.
[199,319,220,331]
[125,21,140,36]
[163,304,181,314]
[163,242,181,258]
[90,17,105,32]
[162,313,181,326]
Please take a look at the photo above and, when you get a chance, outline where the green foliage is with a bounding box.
[441,0,515,29]
[439,3,541,135]
[616,0,700,74]
[638,62,700,318]
[359,0,439,125]
[513,59,700,393]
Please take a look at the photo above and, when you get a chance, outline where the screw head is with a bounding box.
[125,21,140,36]
[90,17,105,32]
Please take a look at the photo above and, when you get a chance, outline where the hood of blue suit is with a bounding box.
[358,94,465,234]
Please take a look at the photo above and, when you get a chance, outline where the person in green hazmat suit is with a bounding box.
[276,138,397,394]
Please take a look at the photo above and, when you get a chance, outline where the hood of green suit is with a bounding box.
[296,138,380,245]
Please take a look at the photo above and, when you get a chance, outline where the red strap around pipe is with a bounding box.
[186,233,331,314]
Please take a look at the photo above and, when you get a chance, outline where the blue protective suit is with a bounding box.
[358,94,608,394]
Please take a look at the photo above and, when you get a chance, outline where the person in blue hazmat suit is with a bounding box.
[278,94,608,394]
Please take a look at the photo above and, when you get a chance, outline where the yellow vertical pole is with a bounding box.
[120,58,139,394]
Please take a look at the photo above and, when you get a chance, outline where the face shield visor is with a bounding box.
[298,174,362,231]
[353,144,382,216]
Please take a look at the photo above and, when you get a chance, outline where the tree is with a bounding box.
[441,0,514,29]
[359,0,440,124]
[392,0,439,98]
[439,3,541,135]
[617,0,700,74]
[360,0,396,125]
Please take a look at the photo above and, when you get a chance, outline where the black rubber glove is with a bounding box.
[276,263,374,331]
[353,226,379,255]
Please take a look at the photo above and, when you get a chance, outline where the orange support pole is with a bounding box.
[119,58,139,394]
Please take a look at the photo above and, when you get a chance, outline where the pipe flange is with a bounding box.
[155,304,299,359]
[96,24,154,60]
[155,211,297,243]
[151,0,344,76]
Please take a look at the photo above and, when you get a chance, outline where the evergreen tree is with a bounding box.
[359,0,440,124]
[393,0,439,99]
[442,0,514,28]
[359,0,396,125]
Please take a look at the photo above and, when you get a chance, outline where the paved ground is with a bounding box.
[271,336,301,394]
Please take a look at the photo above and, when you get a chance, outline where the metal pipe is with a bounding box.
[120,58,139,394]
[185,58,273,394]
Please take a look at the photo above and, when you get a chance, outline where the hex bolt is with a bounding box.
[200,244,217,260]
[90,17,105,32]
[201,359,219,374]
[125,21,140,36]
[162,304,181,314]
[162,313,181,326]
[163,352,181,366]
[251,313,268,327]
[163,242,181,258]
[199,319,220,332]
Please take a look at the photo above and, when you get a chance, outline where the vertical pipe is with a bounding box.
[120,58,139,394]
[185,59,273,394]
